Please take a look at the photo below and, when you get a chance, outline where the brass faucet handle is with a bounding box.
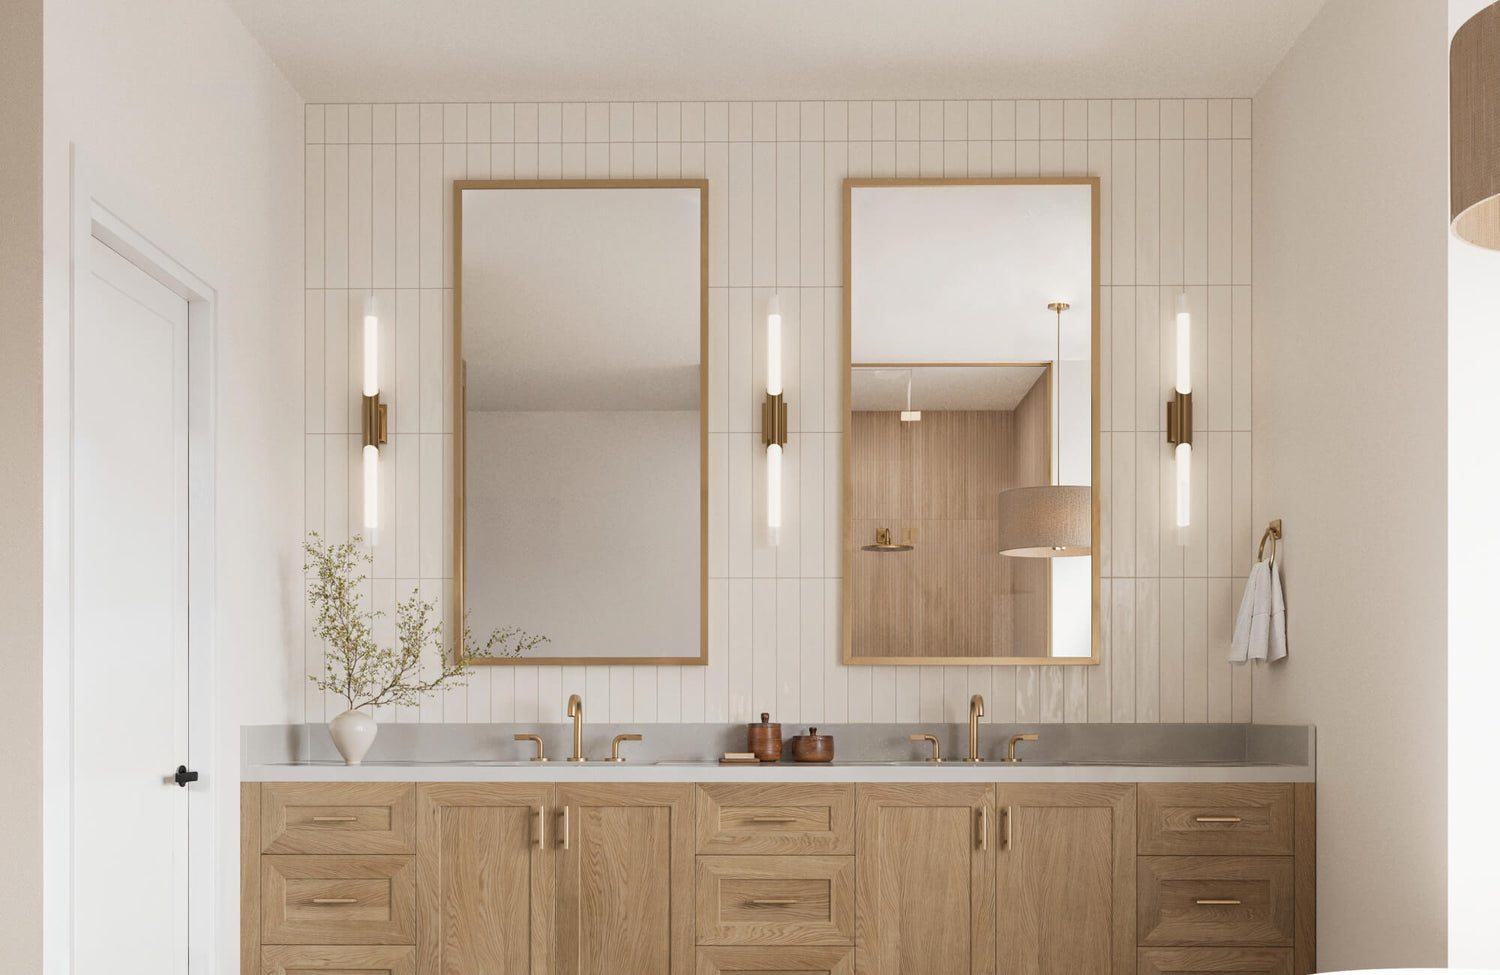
[1004,733,1040,763]
[514,733,549,762]
[910,733,944,762]
[606,733,643,762]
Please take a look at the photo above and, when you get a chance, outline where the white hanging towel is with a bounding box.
[1230,555,1287,664]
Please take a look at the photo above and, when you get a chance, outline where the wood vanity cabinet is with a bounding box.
[854,783,997,975]
[415,783,554,974]
[555,782,695,975]
[994,783,1135,975]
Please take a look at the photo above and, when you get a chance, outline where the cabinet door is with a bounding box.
[416,784,554,975]
[854,783,996,975]
[995,783,1135,975]
[556,783,694,975]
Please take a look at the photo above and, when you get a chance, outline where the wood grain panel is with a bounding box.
[416,783,554,975]
[850,405,1048,659]
[696,945,854,975]
[995,783,1134,975]
[263,783,416,855]
[1292,784,1315,975]
[854,783,995,975]
[1138,856,1294,947]
[262,944,416,975]
[556,783,694,975]
[696,856,854,946]
[244,783,262,975]
[262,855,416,946]
[1138,784,1293,856]
[696,784,854,855]
[1136,946,1292,975]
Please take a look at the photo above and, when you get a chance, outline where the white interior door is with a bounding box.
[72,235,192,975]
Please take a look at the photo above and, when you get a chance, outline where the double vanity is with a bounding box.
[241,711,1315,975]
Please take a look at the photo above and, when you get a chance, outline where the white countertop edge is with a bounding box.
[243,763,1314,784]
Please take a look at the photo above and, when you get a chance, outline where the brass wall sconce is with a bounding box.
[1167,292,1193,538]
[362,295,388,535]
[764,293,788,546]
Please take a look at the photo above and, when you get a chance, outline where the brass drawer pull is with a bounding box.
[533,805,544,848]
[559,806,570,851]
[1002,806,1012,850]
[750,816,797,823]
[311,816,359,823]
[750,899,798,906]
[311,897,359,905]
[1194,816,1242,823]
[978,806,988,851]
[1195,899,1242,906]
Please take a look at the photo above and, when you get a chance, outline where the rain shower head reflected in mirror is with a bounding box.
[843,179,1099,665]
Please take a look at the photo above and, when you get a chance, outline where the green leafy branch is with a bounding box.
[304,532,550,712]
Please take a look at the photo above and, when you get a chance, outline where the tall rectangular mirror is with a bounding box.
[843,178,1099,665]
[454,180,708,665]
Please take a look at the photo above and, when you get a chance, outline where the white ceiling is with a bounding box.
[225,0,1326,103]
[851,366,1047,412]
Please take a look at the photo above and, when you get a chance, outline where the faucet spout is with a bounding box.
[566,694,586,762]
[965,694,985,762]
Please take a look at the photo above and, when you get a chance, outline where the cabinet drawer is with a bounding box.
[261,945,415,975]
[697,784,854,855]
[262,783,415,854]
[262,855,415,945]
[1138,856,1293,947]
[697,945,854,975]
[696,856,854,946]
[1138,784,1293,856]
[1137,946,1293,975]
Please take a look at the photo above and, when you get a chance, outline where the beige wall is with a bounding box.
[40,0,305,969]
[0,1,44,970]
[1252,0,1448,967]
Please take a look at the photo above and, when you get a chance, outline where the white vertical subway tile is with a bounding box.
[992,100,1017,139]
[709,433,729,578]
[706,142,729,285]
[1110,100,1136,140]
[1111,140,1135,285]
[869,102,893,141]
[1232,287,1252,430]
[1088,140,1111,286]
[727,287,752,432]
[918,140,943,177]
[1135,140,1159,285]
[306,104,326,143]
[347,145,372,289]
[1089,579,1112,721]
[656,142,680,178]
[372,145,396,287]
[512,667,539,724]
[1097,411,1113,577]
[1207,99,1233,139]
[1014,140,1039,177]
[895,664,921,722]
[871,141,895,177]
[394,433,419,580]
[323,290,349,434]
[753,143,777,286]
[1160,100,1184,140]
[824,142,847,282]
[919,666,944,722]
[800,144,824,286]
[895,100,920,140]
[751,577,777,718]
[1038,140,1063,176]
[1111,432,1137,575]
[562,103,586,142]
[823,579,847,722]
[799,579,824,722]
[607,142,632,177]
[583,143,608,178]
[776,143,800,286]
[1159,140,1184,287]
[1110,579,1136,721]
[418,289,442,432]
[631,666,656,722]
[658,102,682,142]
[776,579,801,721]
[1039,100,1064,139]
[1207,578,1233,720]
[1232,431,1253,576]
[1111,288,1136,431]
[727,143,752,286]
[1232,139,1252,285]
[968,141,992,178]
[396,104,420,144]
[1207,140,1233,285]
[538,143,562,179]
[1158,578,1185,722]
[632,143,656,177]
[869,666,895,722]
[1135,580,1161,721]
[1061,99,1086,140]
[728,102,752,142]
[441,103,465,143]
[1135,100,1159,139]
[1015,667,1039,723]
[584,102,609,142]
[306,146,325,287]
[325,105,349,143]
[942,100,967,140]
[775,101,799,141]
[537,103,561,143]
[417,144,442,288]
[1232,99,1252,139]
[348,104,372,144]
[1136,285,1162,434]
[656,666,681,724]
[515,103,540,142]
[345,292,363,432]
[1183,140,1208,286]
[728,432,753,578]
[1207,286,1232,432]
[988,665,1015,724]
[703,578,728,723]
[845,102,870,142]
[1086,100,1111,140]
[586,667,611,722]
[324,145,349,289]
[966,101,991,140]
[305,292,325,433]
[1040,668,1065,723]
[536,668,562,723]
[419,104,442,143]
[1183,99,1208,139]
[1206,431,1232,578]
[394,145,420,288]
[1136,433,1161,579]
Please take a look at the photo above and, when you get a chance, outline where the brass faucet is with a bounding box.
[514,733,548,762]
[1004,733,1039,763]
[605,733,642,762]
[566,694,586,762]
[910,733,944,762]
[964,694,985,762]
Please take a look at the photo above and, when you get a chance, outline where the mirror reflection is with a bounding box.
[843,179,1099,664]
[456,181,708,664]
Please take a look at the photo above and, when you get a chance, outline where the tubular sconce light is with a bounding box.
[362,295,388,536]
[1167,292,1193,537]
[1452,1,1500,250]
[763,294,788,547]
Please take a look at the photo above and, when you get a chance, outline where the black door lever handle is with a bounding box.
[174,765,199,787]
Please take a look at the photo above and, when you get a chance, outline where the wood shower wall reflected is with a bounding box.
[849,372,1050,659]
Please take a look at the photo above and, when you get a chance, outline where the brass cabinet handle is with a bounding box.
[533,805,544,848]
[311,897,358,905]
[311,816,358,823]
[1194,816,1243,823]
[1002,806,1013,850]
[1195,899,1242,906]
[751,816,797,823]
[978,806,988,851]
[751,899,798,906]
[559,806,569,850]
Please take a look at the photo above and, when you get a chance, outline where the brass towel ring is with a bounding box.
[1257,519,1282,562]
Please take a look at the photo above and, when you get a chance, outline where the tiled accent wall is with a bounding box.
[303,97,1254,727]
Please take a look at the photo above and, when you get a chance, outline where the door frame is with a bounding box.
[42,147,220,974]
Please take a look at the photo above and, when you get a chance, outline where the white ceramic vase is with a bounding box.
[329,709,378,765]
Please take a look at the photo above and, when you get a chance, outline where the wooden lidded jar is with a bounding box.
[789,728,835,763]
[748,712,782,762]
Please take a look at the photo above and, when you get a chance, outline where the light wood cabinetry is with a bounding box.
[415,783,554,974]
[261,945,416,975]
[243,778,1313,975]
[994,783,1135,975]
[556,783,695,975]
[854,784,996,975]
[696,945,855,975]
